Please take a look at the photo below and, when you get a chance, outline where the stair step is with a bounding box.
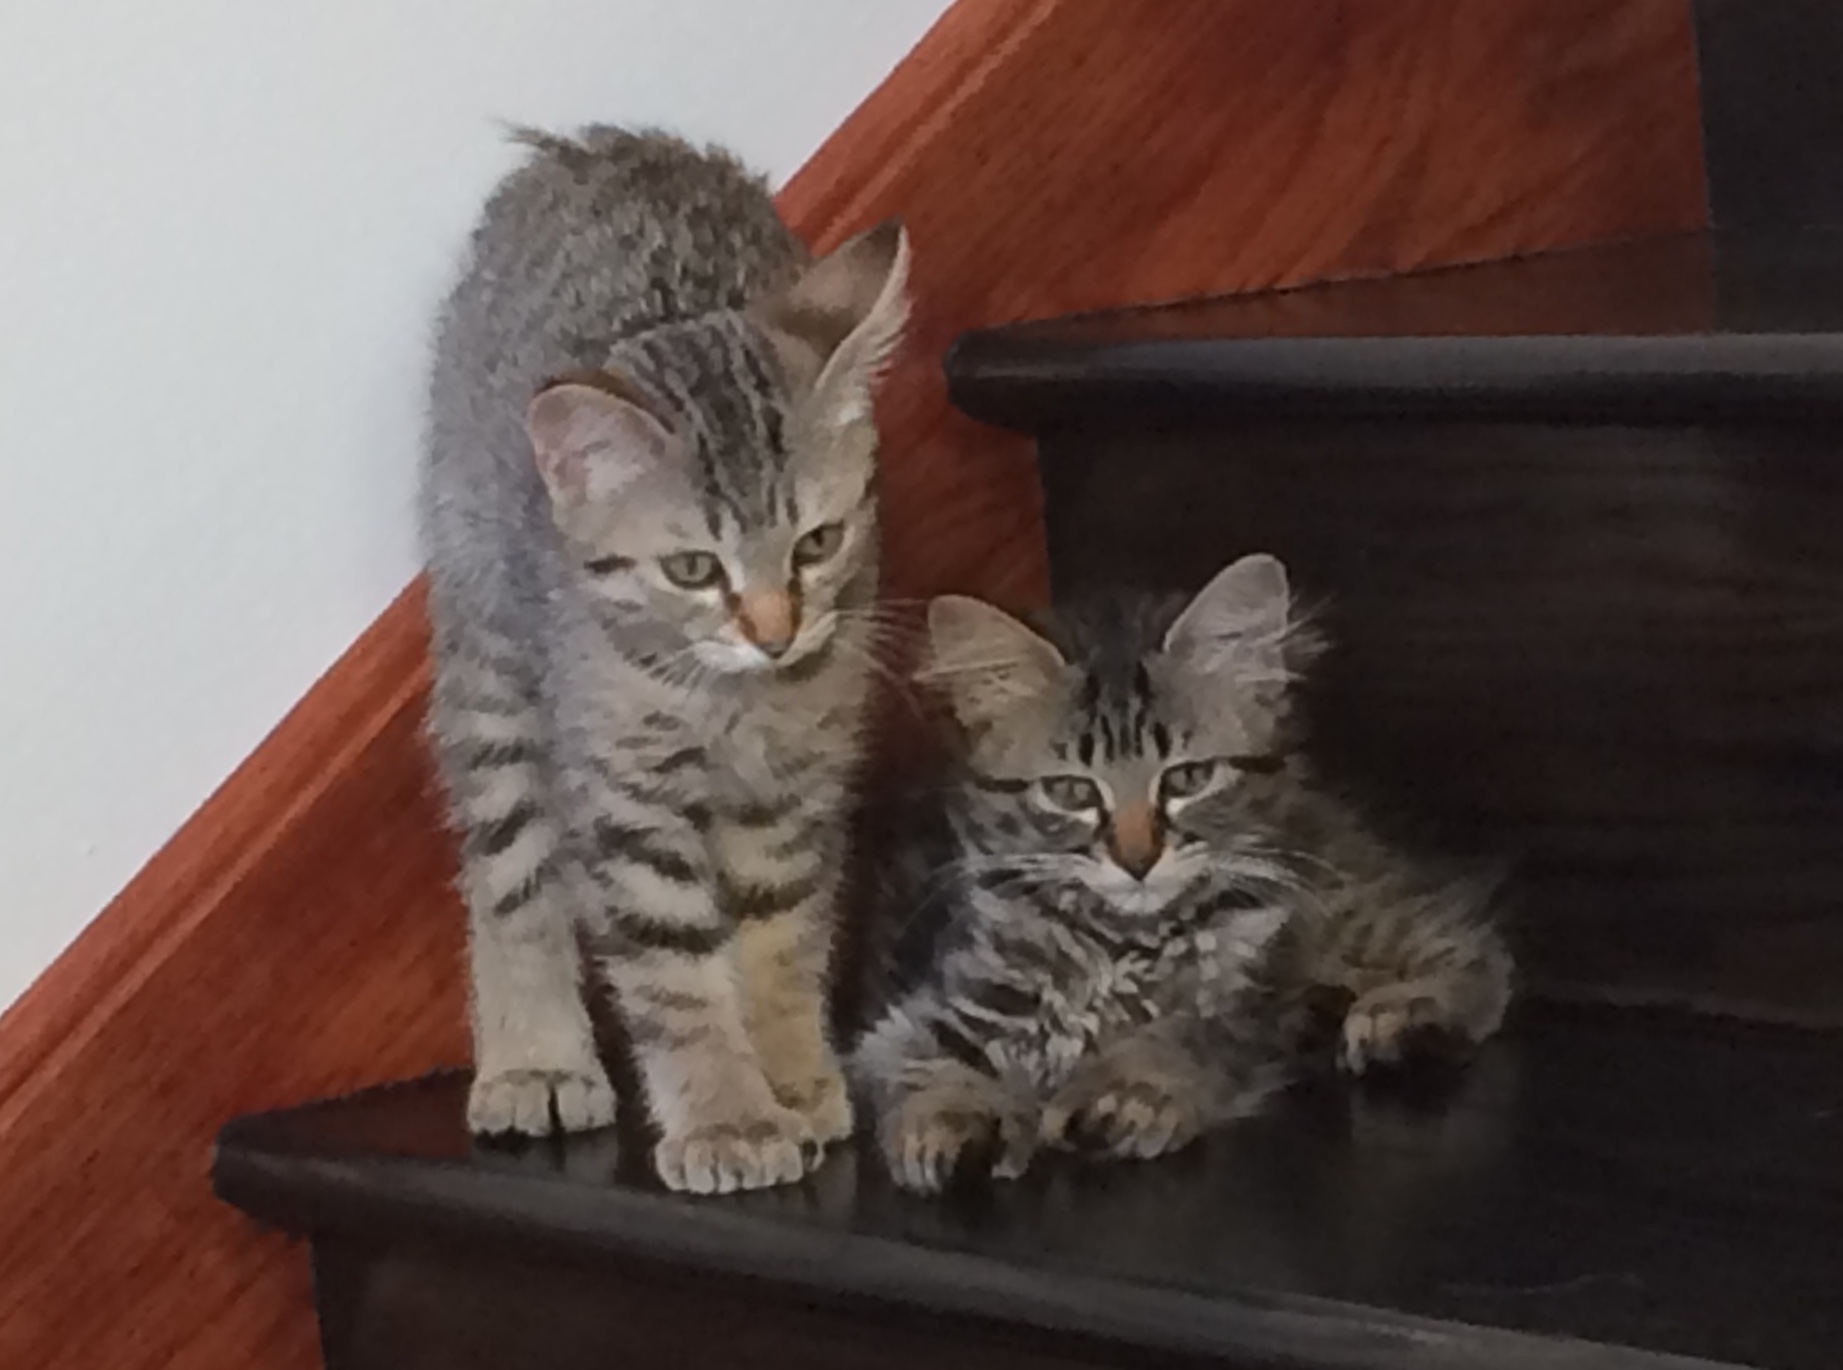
[945,228,1843,1028]
[946,231,1843,426]
[214,1004,1843,1370]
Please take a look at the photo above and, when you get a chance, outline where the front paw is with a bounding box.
[654,1103,815,1195]
[775,1064,856,1149]
[1042,1058,1204,1162]
[880,1081,1035,1194]
[469,1066,617,1137]
[1339,984,1474,1075]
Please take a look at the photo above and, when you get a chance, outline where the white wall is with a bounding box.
[0,0,946,1008]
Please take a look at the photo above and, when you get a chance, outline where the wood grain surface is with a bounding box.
[786,0,1707,612]
[0,2,1705,1366]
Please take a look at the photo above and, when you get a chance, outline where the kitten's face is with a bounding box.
[528,223,908,677]
[930,556,1313,918]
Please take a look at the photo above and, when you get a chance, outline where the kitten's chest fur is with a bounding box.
[565,626,870,801]
[704,687,856,799]
[986,915,1248,1089]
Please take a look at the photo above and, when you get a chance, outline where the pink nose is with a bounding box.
[736,587,798,658]
[1106,801,1163,880]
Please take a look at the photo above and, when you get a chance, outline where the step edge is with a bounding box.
[211,1138,1745,1370]
[946,332,1843,430]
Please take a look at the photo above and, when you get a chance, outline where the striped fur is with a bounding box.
[420,127,907,1193]
[852,556,1511,1193]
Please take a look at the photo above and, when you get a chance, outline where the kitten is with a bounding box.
[852,554,1511,1193]
[420,127,909,1194]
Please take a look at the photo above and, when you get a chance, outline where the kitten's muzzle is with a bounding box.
[1106,801,1164,881]
[731,586,799,659]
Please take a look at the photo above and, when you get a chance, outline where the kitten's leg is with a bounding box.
[1041,1017,1282,1162]
[714,801,852,1147]
[1328,887,1513,1074]
[852,1007,1037,1193]
[604,942,814,1193]
[583,795,813,1194]
[466,873,616,1136]
[1339,963,1509,1073]
[437,680,614,1136]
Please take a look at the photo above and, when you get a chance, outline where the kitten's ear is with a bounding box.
[924,594,1066,729]
[526,378,677,514]
[1162,553,1294,678]
[755,219,911,428]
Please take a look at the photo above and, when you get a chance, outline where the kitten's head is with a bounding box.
[527,221,910,675]
[925,555,1322,918]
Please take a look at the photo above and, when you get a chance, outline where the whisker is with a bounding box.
[825,636,930,717]
[914,653,1040,680]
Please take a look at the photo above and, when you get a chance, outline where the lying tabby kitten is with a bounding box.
[421,127,908,1193]
[852,555,1511,1192]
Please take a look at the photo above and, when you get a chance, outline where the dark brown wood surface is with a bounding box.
[312,1240,1188,1370]
[1036,418,1843,1024]
[218,1004,1843,1370]
[946,230,1843,1023]
[0,2,1706,1367]
[1696,0,1843,231]
[788,0,1708,611]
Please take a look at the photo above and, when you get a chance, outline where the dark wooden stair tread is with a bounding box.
[952,227,1843,1032]
[213,1004,1843,1370]
[946,230,1843,425]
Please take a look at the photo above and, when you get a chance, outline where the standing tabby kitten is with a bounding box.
[421,127,909,1194]
[853,555,1511,1193]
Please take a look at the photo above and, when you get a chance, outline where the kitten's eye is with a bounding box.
[1038,775,1103,812]
[659,551,725,590]
[792,522,845,568]
[1160,760,1219,801]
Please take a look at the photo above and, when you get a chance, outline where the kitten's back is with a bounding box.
[450,127,802,361]
[420,127,805,660]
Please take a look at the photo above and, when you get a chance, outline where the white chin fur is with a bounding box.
[1106,886,1174,916]
[694,640,771,674]
[694,618,836,675]
[1084,852,1205,916]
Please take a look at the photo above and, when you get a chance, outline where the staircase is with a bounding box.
[216,229,1843,1370]
[947,230,1843,1028]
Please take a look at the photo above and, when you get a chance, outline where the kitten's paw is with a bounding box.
[1339,985,1474,1075]
[654,1104,815,1195]
[468,1067,617,1137]
[881,1086,1035,1194]
[1043,1062,1204,1162]
[776,1066,856,1149]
